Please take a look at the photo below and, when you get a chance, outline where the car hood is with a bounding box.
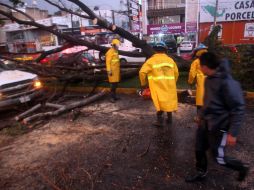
[0,70,37,87]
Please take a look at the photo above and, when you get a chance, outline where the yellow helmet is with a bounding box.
[196,49,208,57]
[111,39,121,46]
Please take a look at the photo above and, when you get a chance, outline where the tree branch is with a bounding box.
[66,0,155,58]
[44,0,91,20]
[35,43,74,62]
[1,9,146,59]
[0,2,35,21]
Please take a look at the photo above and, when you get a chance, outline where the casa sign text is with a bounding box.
[226,1,254,21]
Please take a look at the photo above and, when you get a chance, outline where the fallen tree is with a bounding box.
[22,90,107,124]
[0,0,153,83]
[0,0,189,127]
[0,0,191,81]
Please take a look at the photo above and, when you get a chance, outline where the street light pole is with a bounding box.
[111,10,115,25]
[214,0,218,26]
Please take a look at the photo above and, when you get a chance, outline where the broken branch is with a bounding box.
[23,90,107,124]
[15,103,42,121]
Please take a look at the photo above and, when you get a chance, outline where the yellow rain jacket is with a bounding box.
[106,48,120,83]
[188,58,205,106]
[139,53,179,112]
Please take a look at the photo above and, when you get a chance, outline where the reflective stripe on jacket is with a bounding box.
[106,48,120,83]
[139,53,179,112]
[188,58,206,106]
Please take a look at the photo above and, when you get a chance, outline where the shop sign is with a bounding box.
[39,35,55,46]
[244,23,254,37]
[81,29,101,35]
[147,23,185,35]
[200,0,254,23]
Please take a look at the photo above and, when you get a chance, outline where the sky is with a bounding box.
[23,0,122,13]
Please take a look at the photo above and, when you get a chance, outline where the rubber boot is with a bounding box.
[153,111,164,127]
[185,170,207,183]
[166,112,172,126]
[238,164,249,181]
[110,83,118,103]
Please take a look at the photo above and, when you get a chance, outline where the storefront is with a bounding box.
[199,0,254,44]
[199,21,254,44]
[147,23,197,44]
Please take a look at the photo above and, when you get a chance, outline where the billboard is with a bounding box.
[200,0,254,23]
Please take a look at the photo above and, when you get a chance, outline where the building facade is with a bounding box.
[199,0,254,45]
[147,0,185,24]
[144,0,188,46]
[3,16,76,52]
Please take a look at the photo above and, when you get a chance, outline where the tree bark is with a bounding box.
[23,90,107,124]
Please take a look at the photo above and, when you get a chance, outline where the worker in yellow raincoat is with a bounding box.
[188,48,208,113]
[106,39,121,102]
[139,42,179,127]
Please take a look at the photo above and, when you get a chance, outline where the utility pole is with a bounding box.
[214,0,218,26]
[127,0,132,31]
[138,3,142,39]
[111,10,115,25]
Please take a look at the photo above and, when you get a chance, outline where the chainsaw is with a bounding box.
[137,88,151,99]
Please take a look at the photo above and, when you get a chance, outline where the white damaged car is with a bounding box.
[0,68,43,111]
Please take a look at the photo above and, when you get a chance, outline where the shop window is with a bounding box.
[11,31,25,41]
[157,16,180,24]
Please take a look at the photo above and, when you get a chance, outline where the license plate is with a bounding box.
[19,96,31,103]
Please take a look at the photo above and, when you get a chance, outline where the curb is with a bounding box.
[245,91,254,99]
[45,86,254,99]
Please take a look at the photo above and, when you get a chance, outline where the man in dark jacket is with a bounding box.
[185,52,249,183]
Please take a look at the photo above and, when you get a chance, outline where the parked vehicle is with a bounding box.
[97,39,146,64]
[165,41,177,53]
[181,45,206,60]
[81,51,99,66]
[179,41,193,52]
[0,67,43,111]
[56,50,99,67]
[40,53,62,64]
[118,49,146,64]
[98,48,146,64]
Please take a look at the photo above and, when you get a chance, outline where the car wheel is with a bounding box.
[120,58,127,64]
[99,52,106,62]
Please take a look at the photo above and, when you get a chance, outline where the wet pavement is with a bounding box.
[0,94,253,190]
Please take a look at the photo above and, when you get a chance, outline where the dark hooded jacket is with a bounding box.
[201,59,245,137]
